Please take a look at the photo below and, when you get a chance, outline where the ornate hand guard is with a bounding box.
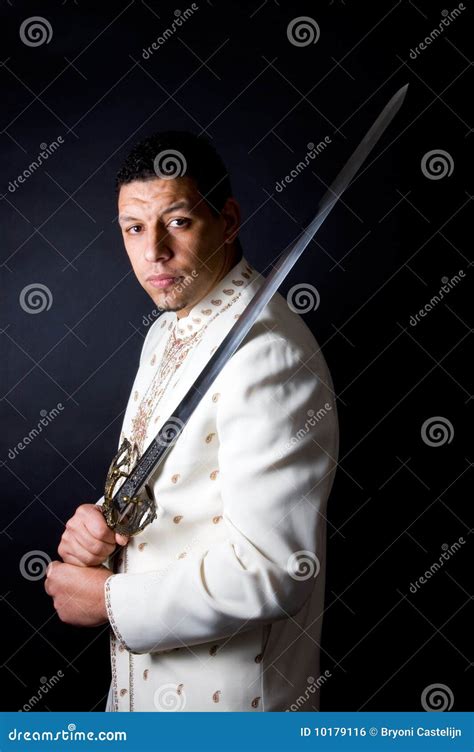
[101,438,157,536]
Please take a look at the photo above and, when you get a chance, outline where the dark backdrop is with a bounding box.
[1,0,471,712]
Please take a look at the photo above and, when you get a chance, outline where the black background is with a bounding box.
[1,0,471,712]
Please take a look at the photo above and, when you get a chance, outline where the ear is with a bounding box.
[220,197,241,244]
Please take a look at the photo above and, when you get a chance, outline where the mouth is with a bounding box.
[147,275,183,290]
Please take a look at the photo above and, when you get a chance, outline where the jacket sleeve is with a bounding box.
[104,334,339,654]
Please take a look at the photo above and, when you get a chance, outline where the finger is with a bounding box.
[59,551,88,567]
[81,508,116,544]
[115,533,129,546]
[66,524,115,560]
[61,530,110,566]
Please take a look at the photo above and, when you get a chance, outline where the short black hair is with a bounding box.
[115,130,234,217]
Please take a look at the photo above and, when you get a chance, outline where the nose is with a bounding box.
[144,224,172,263]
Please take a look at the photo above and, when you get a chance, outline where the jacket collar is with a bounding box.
[169,255,256,338]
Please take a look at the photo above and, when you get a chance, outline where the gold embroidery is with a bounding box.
[205,432,215,443]
[232,279,244,286]
[210,470,219,480]
[143,669,149,680]
[133,391,139,401]
[173,515,183,524]
[150,354,156,366]
[212,690,221,703]
[211,299,222,306]
[129,327,204,455]
[212,515,223,524]
[251,696,261,708]
[201,308,212,315]
[138,542,147,551]
[171,473,180,484]
[223,288,234,295]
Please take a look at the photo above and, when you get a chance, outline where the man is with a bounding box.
[45,131,339,712]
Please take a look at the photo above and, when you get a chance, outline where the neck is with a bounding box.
[176,245,241,320]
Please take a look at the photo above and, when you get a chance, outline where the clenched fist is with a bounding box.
[58,503,129,567]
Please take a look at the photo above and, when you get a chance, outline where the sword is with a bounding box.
[102,83,408,536]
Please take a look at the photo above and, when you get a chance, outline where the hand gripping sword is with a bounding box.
[102,84,408,537]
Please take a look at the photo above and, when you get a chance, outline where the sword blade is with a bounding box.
[112,84,408,517]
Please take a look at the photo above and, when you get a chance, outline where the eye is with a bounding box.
[168,218,190,228]
[126,225,143,234]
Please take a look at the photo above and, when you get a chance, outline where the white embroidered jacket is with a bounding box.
[101,255,339,712]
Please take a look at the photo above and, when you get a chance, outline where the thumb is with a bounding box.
[115,533,129,546]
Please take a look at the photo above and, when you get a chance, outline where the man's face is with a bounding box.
[118,176,238,318]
